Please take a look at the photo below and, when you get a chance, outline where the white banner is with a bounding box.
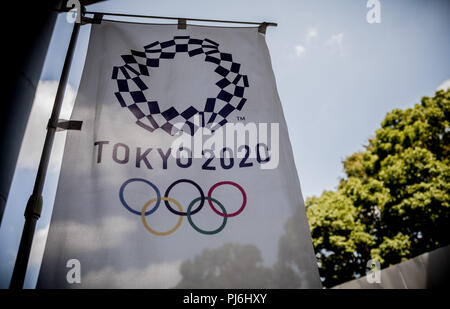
[37,20,321,288]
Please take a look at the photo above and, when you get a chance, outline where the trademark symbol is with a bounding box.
[237,116,246,121]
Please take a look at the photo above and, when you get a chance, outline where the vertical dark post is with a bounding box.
[9,20,81,290]
[0,1,61,225]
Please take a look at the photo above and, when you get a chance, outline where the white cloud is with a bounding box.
[295,44,306,57]
[306,28,318,43]
[26,216,137,267]
[29,224,49,265]
[325,32,345,56]
[30,217,180,288]
[49,216,137,253]
[437,79,450,91]
[16,80,76,171]
[81,260,182,288]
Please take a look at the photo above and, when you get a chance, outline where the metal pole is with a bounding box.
[55,9,277,28]
[84,10,277,26]
[9,20,81,289]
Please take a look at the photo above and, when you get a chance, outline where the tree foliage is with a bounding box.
[175,243,275,288]
[306,89,450,287]
[175,205,314,288]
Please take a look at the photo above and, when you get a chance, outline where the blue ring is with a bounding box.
[119,178,161,216]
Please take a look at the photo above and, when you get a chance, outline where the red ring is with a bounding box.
[207,181,247,217]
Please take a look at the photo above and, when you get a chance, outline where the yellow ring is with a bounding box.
[141,197,183,236]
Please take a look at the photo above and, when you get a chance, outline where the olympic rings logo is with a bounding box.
[119,178,247,236]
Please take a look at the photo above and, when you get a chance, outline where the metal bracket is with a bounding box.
[258,22,278,34]
[81,13,103,25]
[24,194,42,220]
[178,18,187,29]
[48,119,83,132]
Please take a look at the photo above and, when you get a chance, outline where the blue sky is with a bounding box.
[0,0,449,288]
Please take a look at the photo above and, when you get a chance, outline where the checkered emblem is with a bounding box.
[112,36,249,136]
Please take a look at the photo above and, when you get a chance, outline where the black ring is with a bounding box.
[164,179,205,216]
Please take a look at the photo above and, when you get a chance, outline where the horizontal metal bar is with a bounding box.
[55,120,83,131]
[83,10,277,27]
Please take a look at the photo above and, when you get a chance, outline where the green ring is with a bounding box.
[187,197,227,235]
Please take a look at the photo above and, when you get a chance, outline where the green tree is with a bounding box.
[306,89,450,288]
